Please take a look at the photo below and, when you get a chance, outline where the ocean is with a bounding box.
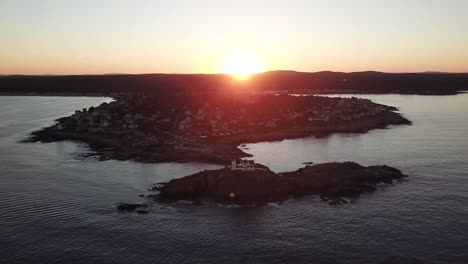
[0,94,467,264]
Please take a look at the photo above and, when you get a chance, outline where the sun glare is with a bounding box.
[221,53,264,79]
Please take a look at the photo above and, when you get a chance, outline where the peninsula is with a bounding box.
[153,161,408,206]
[28,93,411,164]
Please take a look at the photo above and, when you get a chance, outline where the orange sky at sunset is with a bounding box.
[1,0,468,75]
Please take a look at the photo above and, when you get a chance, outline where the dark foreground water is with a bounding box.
[0,95,467,264]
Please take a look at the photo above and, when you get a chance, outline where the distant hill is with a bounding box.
[1,71,467,95]
[246,71,468,94]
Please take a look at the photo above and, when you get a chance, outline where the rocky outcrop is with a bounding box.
[154,162,407,206]
[116,203,147,212]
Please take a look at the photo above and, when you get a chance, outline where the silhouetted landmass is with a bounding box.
[1,71,468,95]
[27,93,411,164]
[152,162,407,206]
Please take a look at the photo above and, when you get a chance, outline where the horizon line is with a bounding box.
[2,70,468,77]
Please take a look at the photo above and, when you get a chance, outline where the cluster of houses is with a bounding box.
[310,97,387,122]
[52,95,172,147]
[51,93,391,148]
[175,96,389,139]
[178,102,254,136]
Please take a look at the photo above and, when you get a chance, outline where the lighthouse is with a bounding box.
[230,159,255,171]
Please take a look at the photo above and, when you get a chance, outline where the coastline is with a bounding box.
[0,90,462,97]
[212,111,410,146]
[149,161,408,206]
[28,111,411,165]
[0,92,109,97]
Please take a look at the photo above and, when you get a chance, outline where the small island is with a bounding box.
[28,93,411,164]
[152,160,407,206]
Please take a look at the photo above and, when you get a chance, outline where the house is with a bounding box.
[231,159,255,171]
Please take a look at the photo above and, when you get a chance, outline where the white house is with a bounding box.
[231,159,255,171]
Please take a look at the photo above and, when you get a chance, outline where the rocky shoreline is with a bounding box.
[26,93,411,164]
[150,162,407,206]
[28,111,410,164]
[212,111,411,147]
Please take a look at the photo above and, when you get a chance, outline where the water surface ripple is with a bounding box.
[0,95,467,264]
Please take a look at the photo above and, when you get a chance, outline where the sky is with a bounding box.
[1,0,468,75]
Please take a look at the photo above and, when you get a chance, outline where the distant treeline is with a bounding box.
[1,71,467,95]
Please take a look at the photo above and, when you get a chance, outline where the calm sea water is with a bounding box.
[0,95,467,264]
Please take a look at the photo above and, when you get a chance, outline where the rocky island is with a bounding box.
[152,161,407,206]
[28,93,411,164]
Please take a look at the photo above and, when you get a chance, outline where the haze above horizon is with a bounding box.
[1,0,468,75]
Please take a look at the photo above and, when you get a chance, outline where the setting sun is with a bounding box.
[221,53,264,79]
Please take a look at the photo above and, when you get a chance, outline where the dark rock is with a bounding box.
[136,210,149,214]
[191,200,205,206]
[155,162,408,206]
[117,203,147,212]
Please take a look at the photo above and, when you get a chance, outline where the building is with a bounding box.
[231,159,255,171]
